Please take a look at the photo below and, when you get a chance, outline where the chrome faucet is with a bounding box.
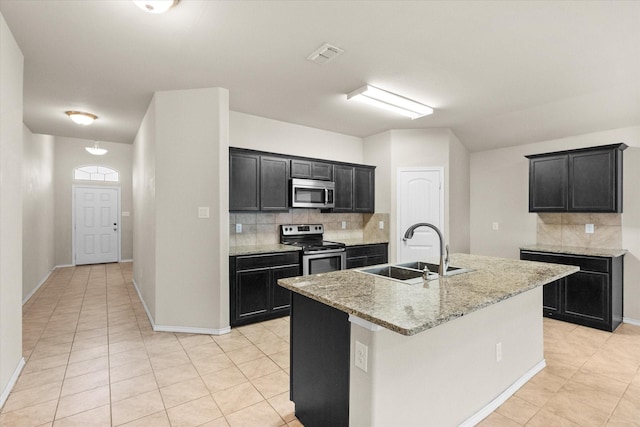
[402,223,450,276]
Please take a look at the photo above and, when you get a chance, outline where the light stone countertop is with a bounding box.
[521,244,627,258]
[278,253,578,336]
[229,244,301,257]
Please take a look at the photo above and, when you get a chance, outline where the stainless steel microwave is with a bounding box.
[291,178,335,209]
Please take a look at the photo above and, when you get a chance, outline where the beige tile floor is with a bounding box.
[1,263,301,427]
[2,262,639,426]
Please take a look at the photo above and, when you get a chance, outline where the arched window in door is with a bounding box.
[74,166,119,182]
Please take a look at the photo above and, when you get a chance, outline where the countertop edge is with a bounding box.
[520,244,627,258]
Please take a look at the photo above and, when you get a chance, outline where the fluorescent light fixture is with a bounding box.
[65,111,98,125]
[85,142,108,156]
[347,85,433,119]
[133,0,179,14]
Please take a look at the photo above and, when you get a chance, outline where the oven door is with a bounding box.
[303,250,346,275]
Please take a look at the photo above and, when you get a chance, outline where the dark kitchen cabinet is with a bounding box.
[291,293,350,427]
[334,165,375,213]
[354,166,375,212]
[333,165,354,212]
[346,243,388,269]
[230,151,260,211]
[260,156,289,211]
[291,159,333,181]
[520,249,624,331]
[230,149,289,212]
[526,143,626,213]
[230,251,301,326]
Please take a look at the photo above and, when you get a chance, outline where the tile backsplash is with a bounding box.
[537,213,622,249]
[230,209,390,246]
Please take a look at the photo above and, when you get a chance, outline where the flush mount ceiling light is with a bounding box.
[85,141,108,156]
[347,85,434,119]
[65,111,98,125]
[133,0,179,14]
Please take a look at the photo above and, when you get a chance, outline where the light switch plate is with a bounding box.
[378,221,384,230]
[492,222,499,230]
[341,221,347,229]
[236,223,242,233]
[585,224,594,234]
[198,207,210,218]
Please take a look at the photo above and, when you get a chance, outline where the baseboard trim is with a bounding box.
[0,357,25,409]
[153,325,231,335]
[623,317,640,327]
[23,268,55,305]
[120,259,133,263]
[54,264,74,269]
[131,278,230,336]
[459,359,546,427]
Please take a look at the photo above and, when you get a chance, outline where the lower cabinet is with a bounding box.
[346,243,388,269]
[290,293,350,427]
[520,250,623,331]
[230,252,301,326]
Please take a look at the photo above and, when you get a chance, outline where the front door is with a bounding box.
[397,168,444,263]
[74,186,119,265]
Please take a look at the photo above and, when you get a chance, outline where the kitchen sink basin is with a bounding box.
[358,261,473,284]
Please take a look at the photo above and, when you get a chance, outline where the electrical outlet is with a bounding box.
[585,223,595,234]
[355,341,368,372]
[492,222,499,231]
[496,342,502,362]
[236,223,242,233]
[198,207,210,218]
[341,221,347,229]
[378,220,384,230]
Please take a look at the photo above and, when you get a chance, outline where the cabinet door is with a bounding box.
[346,256,367,269]
[529,155,568,212]
[230,152,260,211]
[291,160,313,179]
[271,264,300,312]
[563,271,609,323]
[542,279,561,315]
[569,149,616,212]
[312,162,333,181]
[354,166,375,213]
[236,268,270,320]
[260,156,289,211]
[333,165,354,212]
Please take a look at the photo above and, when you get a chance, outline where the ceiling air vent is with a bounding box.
[307,43,344,65]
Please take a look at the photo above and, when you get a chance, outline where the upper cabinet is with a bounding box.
[230,148,375,213]
[333,165,375,213]
[526,143,627,213]
[291,159,333,181]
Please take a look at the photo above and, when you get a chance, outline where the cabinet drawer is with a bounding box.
[520,251,609,273]
[346,244,387,258]
[235,252,300,270]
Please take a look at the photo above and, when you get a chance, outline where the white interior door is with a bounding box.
[74,186,119,265]
[397,168,444,263]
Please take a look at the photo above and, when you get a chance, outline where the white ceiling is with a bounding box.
[1,0,639,152]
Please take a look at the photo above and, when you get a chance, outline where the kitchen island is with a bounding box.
[278,253,578,427]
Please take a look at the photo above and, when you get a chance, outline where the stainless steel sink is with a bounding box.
[358,261,472,284]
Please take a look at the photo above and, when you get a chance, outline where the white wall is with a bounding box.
[53,137,133,265]
[133,87,230,332]
[22,126,54,302]
[470,125,640,320]
[0,11,24,405]
[230,111,364,164]
[449,131,471,253]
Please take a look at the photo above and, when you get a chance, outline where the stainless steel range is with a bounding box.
[280,224,346,275]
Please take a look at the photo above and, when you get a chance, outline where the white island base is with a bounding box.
[348,287,544,427]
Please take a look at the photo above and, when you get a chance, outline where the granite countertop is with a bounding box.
[278,253,578,336]
[521,244,627,258]
[229,244,301,257]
